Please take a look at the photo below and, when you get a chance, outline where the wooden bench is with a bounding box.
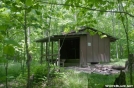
[60,59,66,67]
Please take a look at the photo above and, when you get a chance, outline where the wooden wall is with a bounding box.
[82,34,110,63]
[92,35,99,62]
[98,36,105,62]
[80,36,87,65]
[104,38,110,62]
[87,35,93,62]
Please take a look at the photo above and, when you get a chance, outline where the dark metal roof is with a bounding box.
[35,34,86,42]
[79,26,118,42]
[35,26,118,42]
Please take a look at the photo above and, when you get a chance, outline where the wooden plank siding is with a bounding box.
[86,34,110,63]
[87,35,93,62]
[98,37,105,62]
[80,35,87,66]
[104,38,110,62]
[92,35,99,62]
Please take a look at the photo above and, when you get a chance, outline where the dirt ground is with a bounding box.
[65,64,125,75]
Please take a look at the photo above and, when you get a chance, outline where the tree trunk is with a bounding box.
[116,42,119,59]
[5,61,8,88]
[119,41,123,58]
[24,3,31,88]
[27,27,30,45]
[118,0,132,84]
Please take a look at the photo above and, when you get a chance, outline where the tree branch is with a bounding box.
[38,1,134,18]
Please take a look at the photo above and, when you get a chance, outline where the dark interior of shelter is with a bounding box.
[60,38,80,66]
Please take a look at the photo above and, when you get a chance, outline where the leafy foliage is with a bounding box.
[33,64,48,82]
[0,62,21,83]
[33,64,61,83]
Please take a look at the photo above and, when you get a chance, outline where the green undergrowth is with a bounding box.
[88,73,118,88]
[46,69,117,88]
[46,69,88,88]
[0,62,21,83]
[47,69,134,88]
[109,58,127,66]
[0,60,134,88]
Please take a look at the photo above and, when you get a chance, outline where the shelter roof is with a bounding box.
[35,26,118,42]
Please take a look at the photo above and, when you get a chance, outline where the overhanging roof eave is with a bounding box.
[35,34,86,42]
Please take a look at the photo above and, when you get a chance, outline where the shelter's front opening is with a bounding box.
[60,38,80,66]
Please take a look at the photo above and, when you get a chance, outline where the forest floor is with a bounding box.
[65,59,127,75]
[65,64,120,75]
[0,59,129,88]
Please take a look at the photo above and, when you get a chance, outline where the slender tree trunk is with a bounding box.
[116,42,119,59]
[24,3,31,88]
[118,0,132,84]
[20,49,24,74]
[5,61,8,88]
[22,46,26,75]
[46,4,53,84]
[47,31,50,84]
[119,41,123,58]
[27,27,30,45]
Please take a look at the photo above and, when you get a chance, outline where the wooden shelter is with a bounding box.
[36,26,117,67]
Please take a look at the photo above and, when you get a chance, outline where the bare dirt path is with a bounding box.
[65,64,125,75]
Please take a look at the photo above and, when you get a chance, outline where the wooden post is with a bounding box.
[46,42,48,61]
[128,54,134,84]
[58,39,60,67]
[40,42,43,64]
[52,41,53,64]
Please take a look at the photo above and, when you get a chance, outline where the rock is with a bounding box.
[104,65,112,69]
[95,64,103,69]
[112,65,125,70]
[102,67,107,71]
[109,69,113,71]
[81,64,88,68]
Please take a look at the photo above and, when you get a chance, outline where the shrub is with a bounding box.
[33,64,63,83]
[33,64,48,83]
[0,62,21,83]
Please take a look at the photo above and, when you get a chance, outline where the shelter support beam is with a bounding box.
[52,41,53,63]
[46,42,48,61]
[40,42,43,64]
[58,39,60,66]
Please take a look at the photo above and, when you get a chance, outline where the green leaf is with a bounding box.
[65,0,71,9]
[64,27,70,33]
[20,0,25,3]
[26,0,33,6]
[27,7,32,13]
[0,34,4,41]
[0,56,7,63]
[0,25,7,31]
[101,35,107,39]
[3,45,15,56]
[88,30,96,36]
[98,32,102,35]
[65,0,70,5]
[35,10,41,15]
[3,38,20,47]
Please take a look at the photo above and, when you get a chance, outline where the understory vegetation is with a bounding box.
[0,60,134,88]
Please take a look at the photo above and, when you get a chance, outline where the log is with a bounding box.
[112,65,125,70]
